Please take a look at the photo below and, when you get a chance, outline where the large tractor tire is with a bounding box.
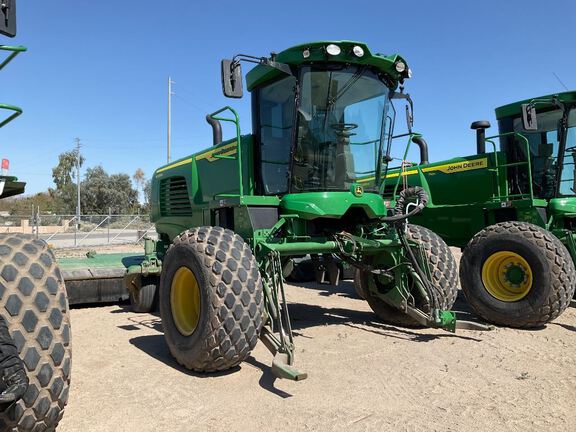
[0,234,71,431]
[159,227,264,372]
[353,269,365,299]
[460,221,576,328]
[129,276,158,313]
[360,225,459,327]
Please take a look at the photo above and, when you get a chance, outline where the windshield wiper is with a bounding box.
[322,66,365,131]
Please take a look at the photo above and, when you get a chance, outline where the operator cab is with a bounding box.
[254,65,393,195]
[221,42,413,200]
[495,92,576,199]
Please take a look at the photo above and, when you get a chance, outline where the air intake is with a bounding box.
[159,176,192,216]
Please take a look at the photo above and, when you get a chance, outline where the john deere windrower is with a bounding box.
[382,92,576,328]
[125,41,486,379]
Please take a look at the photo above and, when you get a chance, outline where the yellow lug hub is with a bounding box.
[170,266,201,336]
[481,251,533,302]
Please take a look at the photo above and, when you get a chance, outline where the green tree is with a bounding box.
[80,165,138,214]
[51,149,84,213]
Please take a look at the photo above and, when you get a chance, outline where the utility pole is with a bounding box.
[75,137,81,231]
[167,76,175,163]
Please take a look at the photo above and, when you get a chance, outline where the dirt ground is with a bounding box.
[56,255,576,432]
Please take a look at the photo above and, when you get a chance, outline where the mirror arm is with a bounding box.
[232,54,293,77]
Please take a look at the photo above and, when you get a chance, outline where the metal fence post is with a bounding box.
[35,206,40,239]
[108,207,111,244]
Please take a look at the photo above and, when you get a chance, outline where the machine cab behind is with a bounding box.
[495,92,576,200]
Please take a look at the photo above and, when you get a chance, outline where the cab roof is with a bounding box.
[246,40,409,91]
[495,91,576,120]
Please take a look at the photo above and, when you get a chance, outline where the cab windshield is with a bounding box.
[291,65,392,192]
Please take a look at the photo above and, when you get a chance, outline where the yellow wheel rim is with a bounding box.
[170,266,201,336]
[481,251,533,302]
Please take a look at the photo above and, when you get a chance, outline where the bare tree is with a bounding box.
[132,168,145,205]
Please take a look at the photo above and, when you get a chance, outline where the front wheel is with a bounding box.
[360,225,459,327]
[159,227,264,372]
[460,221,576,328]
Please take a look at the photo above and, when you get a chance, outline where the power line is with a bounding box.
[174,93,207,114]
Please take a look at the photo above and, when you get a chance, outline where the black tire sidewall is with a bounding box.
[159,226,264,372]
[459,222,574,327]
[0,234,71,430]
[159,241,211,357]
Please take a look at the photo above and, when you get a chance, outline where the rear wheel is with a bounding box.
[159,227,264,372]
[360,225,458,326]
[0,234,71,431]
[460,221,575,327]
[129,277,158,313]
[353,269,365,299]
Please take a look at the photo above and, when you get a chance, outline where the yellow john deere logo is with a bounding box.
[353,185,364,197]
[195,142,237,162]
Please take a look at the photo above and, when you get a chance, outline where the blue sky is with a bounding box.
[1,0,575,195]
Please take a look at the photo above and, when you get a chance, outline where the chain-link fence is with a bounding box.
[0,212,156,248]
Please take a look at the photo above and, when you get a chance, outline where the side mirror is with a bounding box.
[0,0,17,37]
[221,59,243,99]
[392,91,414,133]
[521,103,538,130]
[405,102,413,134]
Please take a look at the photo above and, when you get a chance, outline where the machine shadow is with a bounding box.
[128,333,241,378]
[124,287,483,396]
[287,279,360,299]
[287,298,483,343]
[129,333,294,397]
[244,357,293,399]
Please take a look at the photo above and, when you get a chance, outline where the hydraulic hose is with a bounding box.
[396,226,439,311]
[380,186,429,223]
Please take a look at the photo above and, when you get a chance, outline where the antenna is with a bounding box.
[552,72,569,91]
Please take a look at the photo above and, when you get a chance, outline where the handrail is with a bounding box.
[0,103,22,128]
[0,46,27,129]
[0,45,27,71]
[207,106,243,196]
[389,132,423,198]
[485,132,533,201]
